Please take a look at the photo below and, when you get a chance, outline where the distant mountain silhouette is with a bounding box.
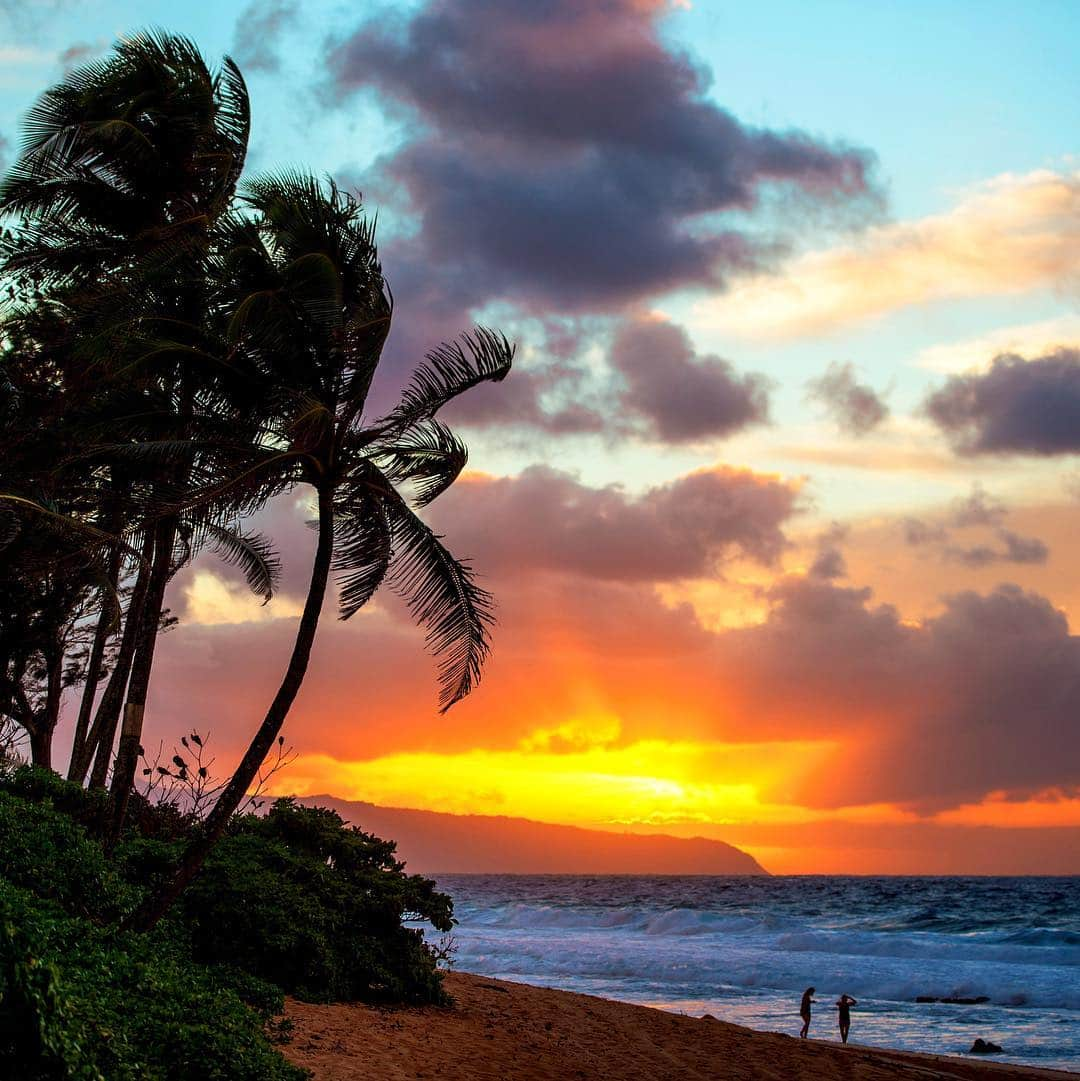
[295,795,768,875]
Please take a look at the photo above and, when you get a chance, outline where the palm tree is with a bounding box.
[0,32,255,818]
[0,311,130,768]
[127,174,513,929]
[0,305,276,776]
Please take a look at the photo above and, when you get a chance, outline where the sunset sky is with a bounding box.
[4,0,1079,873]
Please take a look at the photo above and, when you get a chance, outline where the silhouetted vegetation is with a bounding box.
[0,766,454,1077]
[0,26,509,919]
[0,26,509,1076]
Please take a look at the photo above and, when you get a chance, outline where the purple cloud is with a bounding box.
[808,523,848,580]
[609,318,770,443]
[900,487,1048,568]
[806,361,889,436]
[926,349,1080,455]
[721,578,1080,808]
[950,485,1007,528]
[232,0,298,73]
[426,464,800,580]
[326,0,878,312]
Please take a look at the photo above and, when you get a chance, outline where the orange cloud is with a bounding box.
[934,790,1080,828]
[694,169,1080,337]
[915,314,1080,373]
[134,468,1080,876]
[268,733,836,829]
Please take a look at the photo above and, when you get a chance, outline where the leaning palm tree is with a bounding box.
[0,32,255,819]
[0,312,280,776]
[127,173,513,929]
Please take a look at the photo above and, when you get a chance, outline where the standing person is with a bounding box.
[799,987,816,1038]
[836,994,857,1044]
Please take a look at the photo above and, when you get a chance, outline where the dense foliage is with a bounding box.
[181,801,454,1003]
[0,886,305,1081]
[0,29,510,927]
[0,30,498,1074]
[0,768,455,1079]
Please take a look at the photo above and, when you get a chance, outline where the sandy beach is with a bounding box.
[283,972,1074,1081]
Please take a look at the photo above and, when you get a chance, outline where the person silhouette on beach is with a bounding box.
[836,994,857,1044]
[799,987,816,1038]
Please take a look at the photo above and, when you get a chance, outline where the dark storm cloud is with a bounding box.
[609,318,770,443]
[926,349,1080,455]
[426,464,800,580]
[860,584,1080,807]
[325,0,878,312]
[232,0,298,72]
[374,142,754,310]
[805,361,889,436]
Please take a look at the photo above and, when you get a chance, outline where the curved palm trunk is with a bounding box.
[68,602,113,776]
[29,726,53,770]
[68,480,128,781]
[67,556,122,781]
[126,486,335,931]
[28,647,63,770]
[83,534,155,789]
[106,365,199,839]
[105,515,177,845]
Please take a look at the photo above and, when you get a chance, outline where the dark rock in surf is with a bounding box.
[916,995,990,1005]
[970,1039,1003,1054]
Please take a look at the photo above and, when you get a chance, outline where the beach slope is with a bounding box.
[284,972,1071,1081]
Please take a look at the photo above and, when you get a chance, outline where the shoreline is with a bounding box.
[283,971,1076,1080]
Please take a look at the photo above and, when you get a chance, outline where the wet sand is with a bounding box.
[283,971,1074,1080]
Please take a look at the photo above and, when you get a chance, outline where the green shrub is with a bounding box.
[0,882,307,1081]
[0,788,130,918]
[181,799,454,1003]
[0,779,305,1080]
[0,774,452,1081]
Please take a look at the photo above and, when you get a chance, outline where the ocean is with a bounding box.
[432,875,1080,1072]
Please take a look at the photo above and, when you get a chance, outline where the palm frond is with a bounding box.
[378,327,514,433]
[234,171,390,404]
[63,440,207,469]
[333,493,391,620]
[0,507,21,550]
[372,419,468,507]
[205,521,280,603]
[175,449,305,519]
[0,493,147,566]
[214,56,250,192]
[383,490,493,712]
